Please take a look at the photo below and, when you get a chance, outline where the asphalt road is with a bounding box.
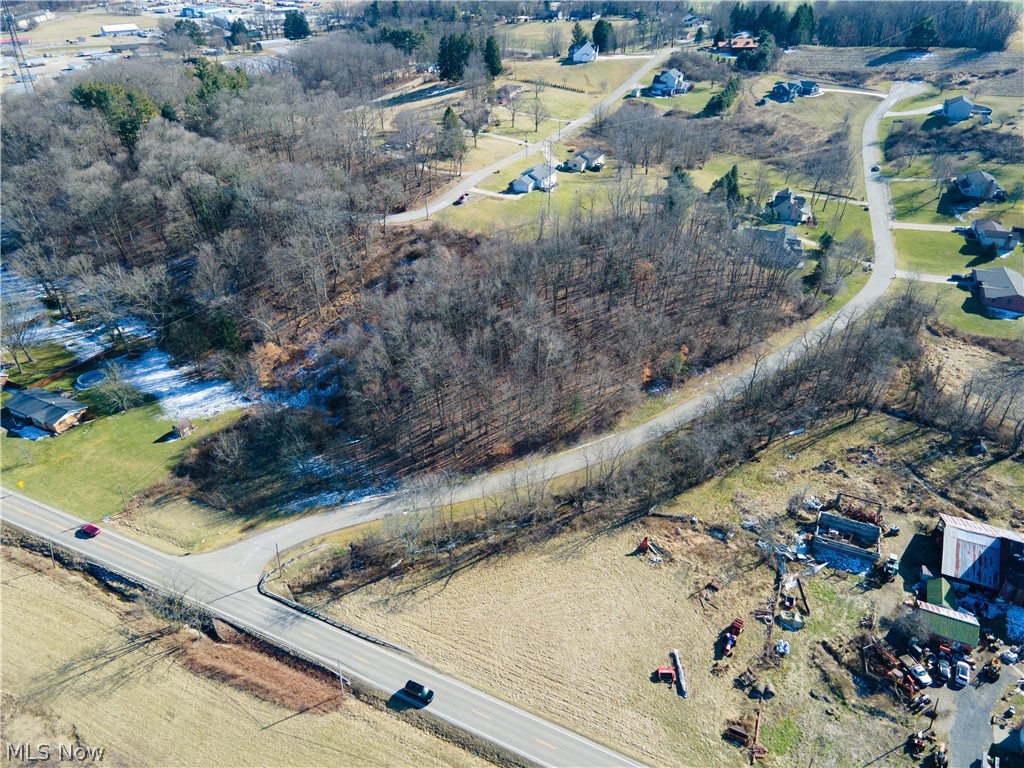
[0,82,926,767]
[950,665,1022,768]
[0,488,640,768]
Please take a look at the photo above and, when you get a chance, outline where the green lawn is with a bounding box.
[893,229,999,274]
[916,280,1024,339]
[495,19,640,53]
[637,81,722,114]
[4,341,79,388]
[440,160,658,234]
[1,403,241,525]
[891,180,1024,227]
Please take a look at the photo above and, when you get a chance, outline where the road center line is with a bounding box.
[94,541,157,569]
[535,738,557,750]
[352,654,369,664]
[301,631,316,639]
[471,709,491,720]
[3,504,64,529]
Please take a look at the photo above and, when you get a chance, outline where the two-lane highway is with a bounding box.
[1,488,640,768]
[2,82,926,768]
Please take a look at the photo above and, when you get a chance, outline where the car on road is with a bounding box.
[949,273,965,282]
[870,165,880,172]
[402,680,434,705]
[454,193,469,205]
[955,661,971,687]
[78,523,101,538]
[908,663,933,688]
[937,658,952,683]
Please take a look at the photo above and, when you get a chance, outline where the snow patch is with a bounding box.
[281,483,399,514]
[116,349,251,420]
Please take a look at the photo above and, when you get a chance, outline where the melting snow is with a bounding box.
[116,349,251,420]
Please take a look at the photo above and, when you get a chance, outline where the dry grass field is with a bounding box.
[301,410,1024,767]
[0,546,489,768]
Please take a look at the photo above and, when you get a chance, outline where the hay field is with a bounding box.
[304,412,1024,766]
[0,548,488,768]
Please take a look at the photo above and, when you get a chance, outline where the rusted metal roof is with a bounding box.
[940,514,1024,543]
[918,601,980,648]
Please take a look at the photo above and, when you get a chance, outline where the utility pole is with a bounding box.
[1,0,33,94]
[275,542,282,573]
[49,539,56,569]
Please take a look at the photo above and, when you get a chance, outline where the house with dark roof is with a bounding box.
[958,219,1022,252]
[648,68,690,96]
[771,81,802,103]
[955,170,1006,202]
[511,164,559,193]
[799,80,819,96]
[765,188,814,224]
[969,267,1024,315]
[567,147,606,172]
[741,226,804,262]
[4,388,87,434]
[942,95,974,123]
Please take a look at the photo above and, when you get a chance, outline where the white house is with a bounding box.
[765,188,814,224]
[942,95,974,123]
[567,147,606,172]
[649,68,690,97]
[511,164,559,193]
[962,219,1021,252]
[100,23,140,37]
[568,41,598,63]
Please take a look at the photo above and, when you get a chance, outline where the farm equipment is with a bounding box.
[983,658,1002,682]
[934,743,948,767]
[655,666,677,685]
[735,669,757,689]
[723,618,745,657]
[908,731,927,757]
[723,724,750,747]
[874,553,899,583]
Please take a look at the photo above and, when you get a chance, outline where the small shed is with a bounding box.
[173,418,197,439]
[918,601,980,650]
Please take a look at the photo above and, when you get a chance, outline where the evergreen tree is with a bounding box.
[906,15,939,49]
[173,19,207,45]
[570,22,589,48]
[391,0,401,17]
[709,164,744,210]
[703,76,741,115]
[694,26,705,45]
[379,26,425,56]
[368,0,381,26]
[712,27,725,46]
[787,3,815,46]
[71,81,157,149]
[736,33,779,71]
[483,35,502,78]
[283,10,310,40]
[438,33,475,81]
[228,18,249,48]
[592,19,615,52]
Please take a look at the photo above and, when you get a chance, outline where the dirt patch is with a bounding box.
[178,632,344,715]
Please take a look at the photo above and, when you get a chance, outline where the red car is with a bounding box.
[78,523,101,538]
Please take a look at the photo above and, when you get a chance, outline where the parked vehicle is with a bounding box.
[870,165,880,172]
[955,661,971,687]
[937,658,952,683]
[402,680,434,705]
[454,193,469,205]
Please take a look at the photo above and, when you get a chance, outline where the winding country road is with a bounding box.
[0,81,925,767]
